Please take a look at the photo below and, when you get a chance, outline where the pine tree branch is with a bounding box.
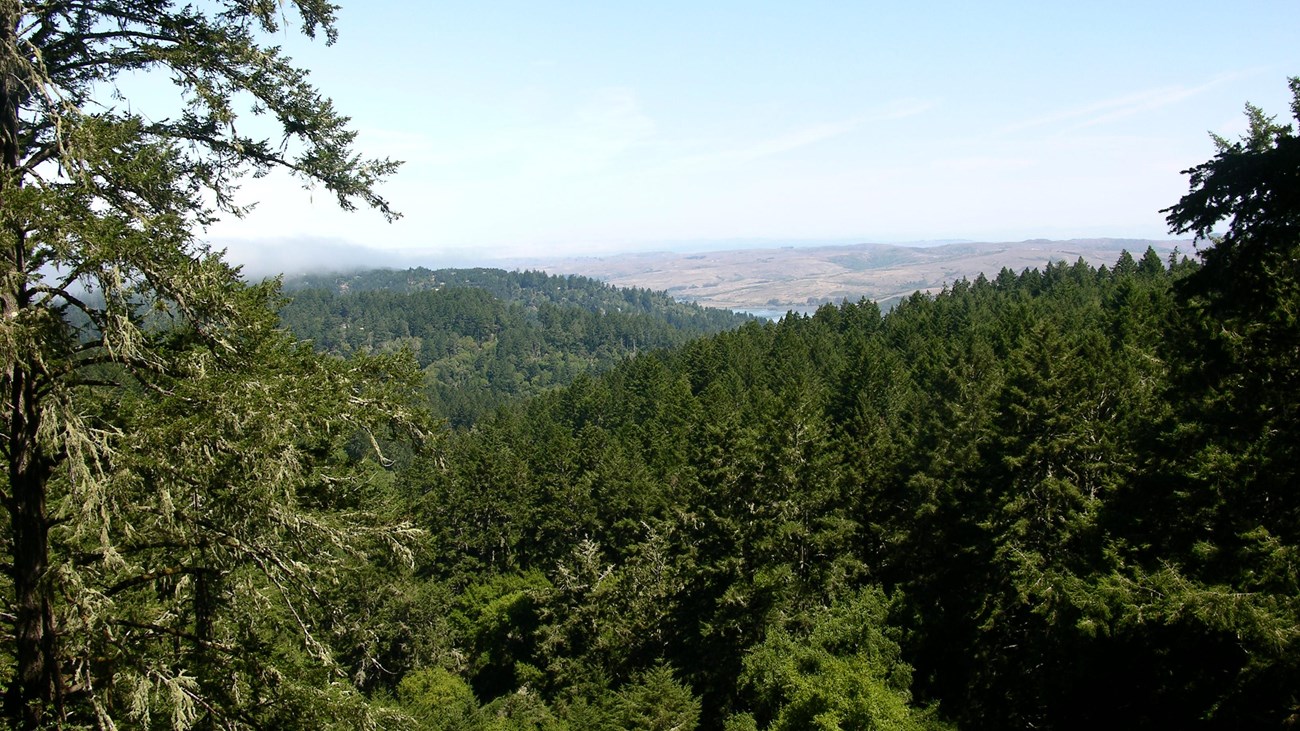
[107,619,236,654]
[105,565,212,597]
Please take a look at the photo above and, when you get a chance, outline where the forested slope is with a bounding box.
[283,91,1299,728]
[279,268,753,424]
[369,241,1298,729]
[284,267,750,331]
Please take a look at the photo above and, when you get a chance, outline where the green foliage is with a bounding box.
[1163,79,1300,310]
[738,589,945,731]
[279,269,753,425]
[0,2,422,727]
[7,16,1290,726]
[610,663,701,731]
[397,667,481,731]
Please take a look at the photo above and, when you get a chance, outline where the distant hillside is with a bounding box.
[509,238,1194,314]
[279,268,753,425]
[283,266,756,328]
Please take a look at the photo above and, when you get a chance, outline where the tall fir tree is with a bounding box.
[0,2,418,727]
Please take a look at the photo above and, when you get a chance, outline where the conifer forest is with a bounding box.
[1,2,1298,729]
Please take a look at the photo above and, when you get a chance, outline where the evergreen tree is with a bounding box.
[0,2,414,727]
[1124,76,1300,726]
[736,588,946,731]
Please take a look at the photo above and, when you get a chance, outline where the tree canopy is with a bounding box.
[279,268,755,426]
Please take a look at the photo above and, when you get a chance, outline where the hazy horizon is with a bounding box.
[223,235,1194,281]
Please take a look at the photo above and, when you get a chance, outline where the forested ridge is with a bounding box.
[279,268,754,425]
[284,267,745,329]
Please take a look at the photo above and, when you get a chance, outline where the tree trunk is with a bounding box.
[2,7,62,728]
[6,427,60,729]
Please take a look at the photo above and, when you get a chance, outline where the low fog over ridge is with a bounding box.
[214,237,417,281]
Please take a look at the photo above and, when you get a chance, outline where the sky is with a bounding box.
[188,0,1300,271]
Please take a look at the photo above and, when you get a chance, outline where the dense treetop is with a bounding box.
[384,242,1294,729]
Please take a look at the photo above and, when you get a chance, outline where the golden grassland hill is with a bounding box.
[509,238,1191,313]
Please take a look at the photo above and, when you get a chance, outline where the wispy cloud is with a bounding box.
[513,87,657,178]
[722,118,864,164]
[358,128,439,163]
[867,97,938,122]
[401,88,657,180]
[576,87,657,155]
[930,154,1037,174]
[662,97,936,173]
[999,72,1249,134]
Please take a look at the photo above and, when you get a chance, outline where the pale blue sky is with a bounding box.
[202,1,1300,266]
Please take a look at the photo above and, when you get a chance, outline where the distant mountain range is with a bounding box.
[507,238,1195,314]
